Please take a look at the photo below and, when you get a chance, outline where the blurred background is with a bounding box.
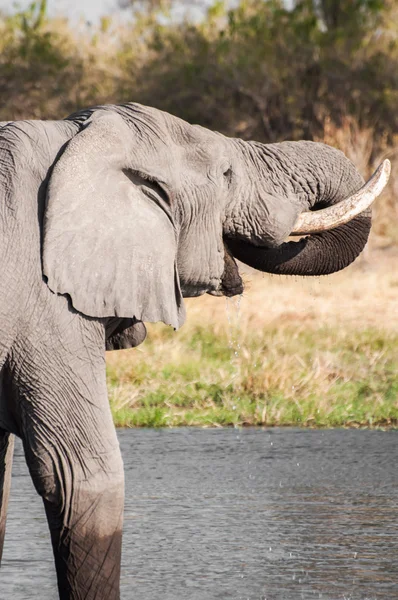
[0,0,397,243]
[0,0,396,427]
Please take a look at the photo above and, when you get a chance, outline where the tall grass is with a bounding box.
[107,257,398,428]
[319,117,398,246]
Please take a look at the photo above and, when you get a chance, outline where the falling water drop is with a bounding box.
[226,295,242,359]
[226,295,243,418]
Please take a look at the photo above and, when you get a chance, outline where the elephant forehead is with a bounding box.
[127,140,222,184]
[184,140,228,170]
[129,143,181,185]
[109,103,229,186]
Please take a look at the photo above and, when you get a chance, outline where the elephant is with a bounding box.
[0,103,389,599]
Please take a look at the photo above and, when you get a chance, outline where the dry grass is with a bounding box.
[107,250,398,428]
[319,117,398,247]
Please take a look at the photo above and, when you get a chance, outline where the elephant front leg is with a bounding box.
[13,319,125,600]
[23,406,124,600]
[0,430,14,564]
[42,463,124,600]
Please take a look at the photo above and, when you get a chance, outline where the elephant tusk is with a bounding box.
[290,159,391,236]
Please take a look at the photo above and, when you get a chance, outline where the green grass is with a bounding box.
[107,324,398,429]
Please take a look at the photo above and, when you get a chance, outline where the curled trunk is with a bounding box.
[225,142,388,276]
[226,214,371,276]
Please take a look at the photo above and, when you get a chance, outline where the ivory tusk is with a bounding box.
[291,159,391,236]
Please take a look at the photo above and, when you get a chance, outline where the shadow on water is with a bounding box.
[2,428,398,600]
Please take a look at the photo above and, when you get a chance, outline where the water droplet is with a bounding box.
[226,295,243,362]
[297,462,300,466]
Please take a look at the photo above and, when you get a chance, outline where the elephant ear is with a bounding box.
[43,110,185,329]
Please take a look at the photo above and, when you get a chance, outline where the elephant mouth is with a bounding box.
[208,243,244,297]
[208,280,244,297]
[221,273,244,297]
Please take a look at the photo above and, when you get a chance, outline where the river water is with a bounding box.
[2,428,398,599]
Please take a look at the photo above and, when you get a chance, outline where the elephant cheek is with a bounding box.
[176,231,224,298]
[225,192,302,248]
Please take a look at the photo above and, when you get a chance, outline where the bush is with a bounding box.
[1,0,397,243]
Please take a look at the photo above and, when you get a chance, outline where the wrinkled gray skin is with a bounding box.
[0,104,369,599]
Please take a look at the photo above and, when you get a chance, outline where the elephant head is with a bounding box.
[43,103,389,331]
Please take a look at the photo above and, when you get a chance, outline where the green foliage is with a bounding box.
[0,0,396,140]
[0,1,121,120]
[108,323,398,428]
[0,0,397,238]
[111,0,397,147]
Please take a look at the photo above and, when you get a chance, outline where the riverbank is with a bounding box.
[107,249,398,428]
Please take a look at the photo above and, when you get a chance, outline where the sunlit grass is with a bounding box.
[107,257,398,428]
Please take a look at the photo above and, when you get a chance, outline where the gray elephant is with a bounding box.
[0,104,389,599]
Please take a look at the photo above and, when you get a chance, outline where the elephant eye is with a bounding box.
[223,167,233,184]
[124,169,171,206]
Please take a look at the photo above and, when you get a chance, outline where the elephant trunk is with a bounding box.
[225,141,389,277]
[226,215,371,276]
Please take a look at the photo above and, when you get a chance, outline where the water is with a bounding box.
[226,295,242,360]
[2,428,398,600]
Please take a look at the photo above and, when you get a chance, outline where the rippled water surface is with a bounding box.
[2,428,398,599]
